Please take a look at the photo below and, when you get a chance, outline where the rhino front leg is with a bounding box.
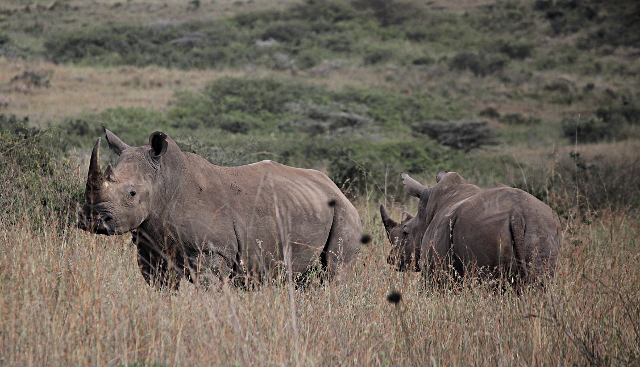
[133,230,183,291]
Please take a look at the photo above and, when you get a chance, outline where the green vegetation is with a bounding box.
[36,1,544,70]
[0,114,83,228]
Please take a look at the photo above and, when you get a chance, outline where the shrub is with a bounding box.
[448,51,508,77]
[260,20,312,43]
[44,21,247,69]
[277,134,453,197]
[510,149,640,214]
[349,0,426,27]
[561,116,614,143]
[561,102,640,143]
[279,100,372,135]
[362,46,394,65]
[500,113,541,125]
[169,77,325,131]
[0,115,83,229]
[478,107,501,119]
[411,120,498,152]
[169,77,456,134]
[596,103,640,126]
[494,40,535,60]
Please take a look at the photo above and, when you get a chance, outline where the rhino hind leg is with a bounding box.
[319,202,362,280]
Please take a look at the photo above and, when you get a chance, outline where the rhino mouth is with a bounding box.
[77,209,116,236]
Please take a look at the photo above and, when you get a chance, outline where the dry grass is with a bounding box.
[1,193,638,366]
[0,57,248,122]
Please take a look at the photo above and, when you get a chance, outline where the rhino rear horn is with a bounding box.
[87,138,104,190]
[104,163,116,182]
[104,126,130,155]
[401,173,429,199]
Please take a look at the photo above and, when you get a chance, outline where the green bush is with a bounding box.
[168,76,458,134]
[169,77,324,131]
[362,46,394,65]
[276,134,455,197]
[561,102,640,143]
[494,40,535,60]
[44,20,249,69]
[448,50,508,77]
[510,150,640,215]
[411,120,498,152]
[0,115,83,229]
[470,1,535,34]
[350,0,426,27]
[561,116,614,143]
[500,113,541,125]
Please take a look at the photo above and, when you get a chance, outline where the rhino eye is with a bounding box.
[129,191,136,197]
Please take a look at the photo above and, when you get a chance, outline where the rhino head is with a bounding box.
[380,204,419,271]
[380,171,449,272]
[77,128,168,236]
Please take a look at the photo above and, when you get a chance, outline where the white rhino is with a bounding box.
[78,128,362,289]
[380,171,562,286]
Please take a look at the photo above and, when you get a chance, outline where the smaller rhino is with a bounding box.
[380,171,562,286]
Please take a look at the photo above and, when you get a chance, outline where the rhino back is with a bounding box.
[438,187,560,276]
[158,157,357,275]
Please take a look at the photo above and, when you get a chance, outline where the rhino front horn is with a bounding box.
[380,204,398,229]
[87,137,104,190]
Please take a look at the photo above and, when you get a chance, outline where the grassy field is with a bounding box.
[1,0,639,365]
[1,197,638,366]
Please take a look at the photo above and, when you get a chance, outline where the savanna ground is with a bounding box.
[1,0,639,365]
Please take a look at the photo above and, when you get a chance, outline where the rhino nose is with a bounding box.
[77,210,113,234]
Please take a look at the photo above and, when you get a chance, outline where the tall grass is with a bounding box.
[1,193,638,366]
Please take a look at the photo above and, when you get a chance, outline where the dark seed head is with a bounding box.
[360,234,372,244]
[387,291,402,304]
[327,199,337,207]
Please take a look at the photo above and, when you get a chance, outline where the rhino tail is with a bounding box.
[509,213,529,283]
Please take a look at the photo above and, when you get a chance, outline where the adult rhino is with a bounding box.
[380,171,562,286]
[78,128,362,290]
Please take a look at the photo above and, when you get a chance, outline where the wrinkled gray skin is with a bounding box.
[380,171,562,285]
[78,128,362,290]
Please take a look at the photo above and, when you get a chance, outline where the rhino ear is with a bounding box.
[401,173,429,199]
[401,211,414,222]
[149,131,168,158]
[103,126,130,155]
[436,170,448,183]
